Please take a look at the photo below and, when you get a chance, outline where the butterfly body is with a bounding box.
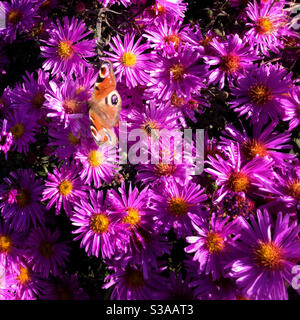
[89,60,121,146]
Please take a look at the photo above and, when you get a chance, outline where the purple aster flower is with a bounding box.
[0,87,13,117]
[103,264,167,300]
[227,209,300,300]
[0,221,24,274]
[185,213,240,280]
[204,34,258,89]
[0,169,44,232]
[75,140,119,188]
[6,109,38,153]
[40,16,96,76]
[105,33,153,88]
[256,164,300,211]
[98,0,132,6]
[107,183,156,255]
[229,63,292,124]
[206,143,273,202]
[45,77,90,130]
[4,264,47,300]
[0,119,13,159]
[71,190,128,259]
[282,85,300,131]
[40,273,89,300]
[151,178,208,238]
[42,161,88,217]
[148,44,207,101]
[220,120,296,168]
[1,0,39,43]
[245,1,293,55]
[25,227,70,278]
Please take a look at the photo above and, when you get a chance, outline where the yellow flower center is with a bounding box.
[243,139,268,159]
[171,91,186,108]
[164,34,181,50]
[8,10,23,25]
[228,171,250,192]
[121,52,137,67]
[57,40,74,60]
[150,3,166,16]
[17,267,31,285]
[248,83,272,105]
[11,123,25,139]
[122,208,141,226]
[125,267,145,289]
[168,197,189,217]
[154,163,177,177]
[68,132,80,146]
[169,63,186,81]
[206,232,225,253]
[287,179,300,200]
[58,180,73,197]
[88,150,103,167]
[199,36,213,47]
[257,17,274,34]
[62,98,83,114]
[90,213,110,234]
[16,189,31,209]
[254,241,283,270]
[0,235,12,254]
[39,240,54,258]
[31,92,46,109]
[221,53,241,73]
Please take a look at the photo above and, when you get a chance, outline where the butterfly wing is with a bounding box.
[89,60,122,146]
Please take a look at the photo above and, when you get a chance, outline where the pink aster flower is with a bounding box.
[6,109,38,153]
[185,213,240,281]
[281,85,300,131]
[105,33,153,88]
[40,16,96,76]
[98,0,132,6]
[75,140,119,188]
[42,162,88,217]
[229,63,292,124]
[245,1,294,55]
[151,178,208,238]
[227,210,300,300]
[0,169,44,232]
[204,34,258,89]
[206,143,273,202]
[148,44,207,100]
[0,119,13,159]
[25,227,70,278]
[71,190,128,259]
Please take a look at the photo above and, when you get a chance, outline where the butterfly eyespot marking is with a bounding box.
[111,94,118,105]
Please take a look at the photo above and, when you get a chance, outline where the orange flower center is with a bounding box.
[287,179,300,200]
[0,235,12,254]
[199,36,213,47]
[150,3,166,16]
[169,63,186,81]
[16,189,31,209]
[58,180,73,197]
[171,91,186,108]
[254,241,283,270]
[256,17,274,34]
[168,196,189,217]
[243,139,268,159]
[31,92,46,109]
[57,40,74,60]
[248,83,272,105]
[125,267,145,289]
[17,267,31,285]
[228,171,250,192]
[206,232,225,253]
[221,53,241,73]
[8,10,23,25]
[39,240,54,258]
[154,163,177,177]
[142,120,160,137]
[68,132,80,146]
[62,98,84,114]
[11,123,25,139]
[90,213,110,234]
[164,34,181,50]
